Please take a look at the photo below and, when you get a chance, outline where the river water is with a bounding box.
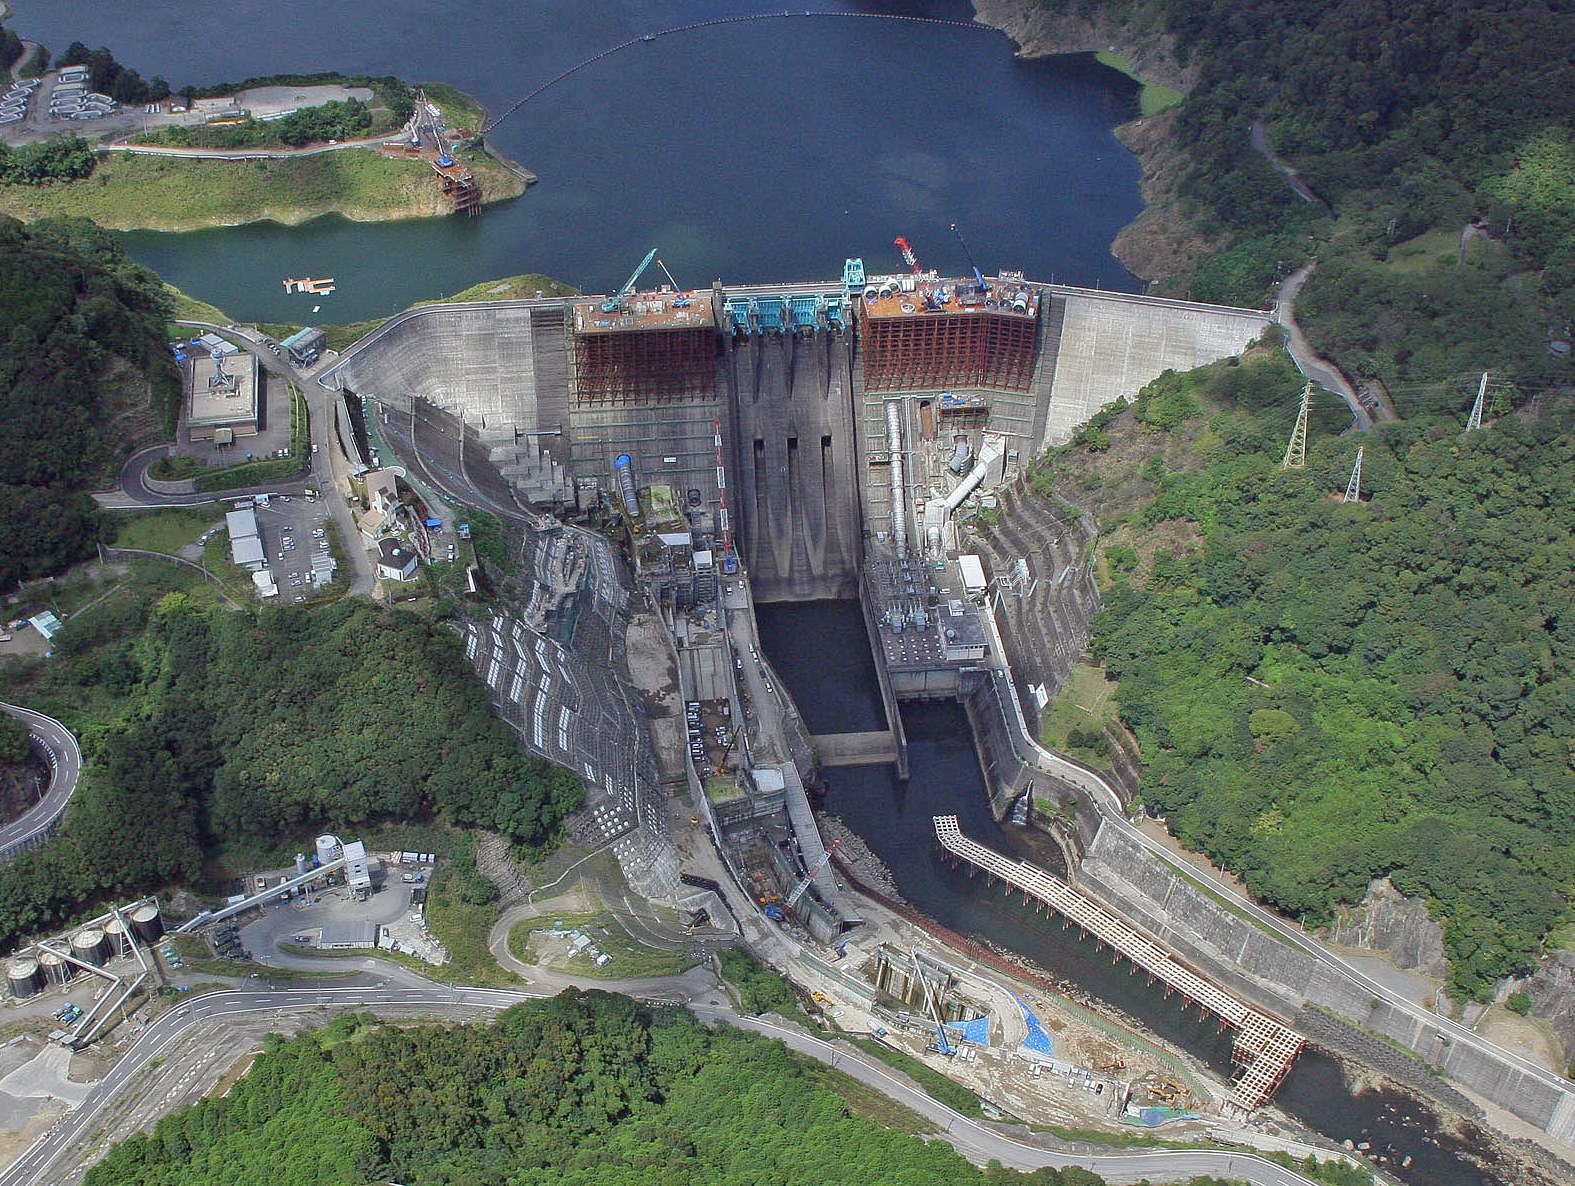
[8,0,1142,323]
[7,2,1510,1180]
[756,601,1501,1186]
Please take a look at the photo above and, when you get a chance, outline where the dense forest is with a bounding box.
[0,215,181,590]
[1059,0,1573,404]
[0,594,581,950]
[1034,351,1574,998]
[83,993,1150,1186]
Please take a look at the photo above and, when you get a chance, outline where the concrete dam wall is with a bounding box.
[320,278,1269,599]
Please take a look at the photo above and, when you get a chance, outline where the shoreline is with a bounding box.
[969,0,1211,289]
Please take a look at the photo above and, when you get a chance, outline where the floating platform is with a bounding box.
[283,277,337,295]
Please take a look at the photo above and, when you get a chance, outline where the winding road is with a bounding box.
[0,704,81,863]
[0,974,1325,1186]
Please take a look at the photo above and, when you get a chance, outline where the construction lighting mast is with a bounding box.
[785,840,841,910]
[1282,383,1312,469]
[1343,447,1364,503]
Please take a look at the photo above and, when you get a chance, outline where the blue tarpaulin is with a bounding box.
[944,1015,991,1046]
[1013,993,1054,1056]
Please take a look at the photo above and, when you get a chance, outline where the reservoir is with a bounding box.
[9,0,1144,323]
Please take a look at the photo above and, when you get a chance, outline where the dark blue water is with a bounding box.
[7,0,1144,322]
[756,600,1499,1186]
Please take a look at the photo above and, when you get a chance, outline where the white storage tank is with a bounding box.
[38,948,72,985]
[104,916,133,958]
[71,927,108,967]
[130,901,163,942]
[6,956,40,998]
[315,834,342,867]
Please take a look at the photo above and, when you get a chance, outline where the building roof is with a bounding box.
[231,536,266,567]
[251,569,278,597]
[226,507,258,539]
[281,326,325,350]
[377,538,418,577]
[190,352,258,428]
[319,921,376,946]
[364,469,398,511]
[28,611,63,640]
[958,554,987,593]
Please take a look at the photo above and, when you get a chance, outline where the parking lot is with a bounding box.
[250,496,339,603]
[686,697,735,775]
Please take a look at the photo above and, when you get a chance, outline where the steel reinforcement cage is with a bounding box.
[569,323,718,405]
[860,307,1040,394]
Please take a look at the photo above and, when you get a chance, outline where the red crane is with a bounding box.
[893,235,923,275]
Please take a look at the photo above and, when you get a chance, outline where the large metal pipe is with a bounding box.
[613,453,640,519]
[885,401,907,559]
[943,438,1004,514]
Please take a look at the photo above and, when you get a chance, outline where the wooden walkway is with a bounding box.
[933,815,1303,1116]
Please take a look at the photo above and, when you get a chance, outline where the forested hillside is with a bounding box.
[84,994,1136,1186]
[0,215,181,589]
[0,594,581,950]
[1059,0,1573,404]
[1032,353,1575,998]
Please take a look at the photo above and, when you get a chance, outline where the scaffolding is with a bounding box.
[860,306,1039,394]
[569,302,718,405]
[933,815,1304,1116]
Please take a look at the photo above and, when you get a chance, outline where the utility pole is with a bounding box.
[1465,371,1487,432]
[1343,447,1364,503]
[1282,383,1312,469]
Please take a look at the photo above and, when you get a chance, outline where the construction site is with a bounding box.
[317,236,1304,1128]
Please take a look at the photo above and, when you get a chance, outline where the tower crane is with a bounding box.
[893,235,923,275]
[950,222,989,291]
[602,248,660,313]
[784,839,841,909]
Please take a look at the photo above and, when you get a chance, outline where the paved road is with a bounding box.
[0,704,81,862]
[1275,265,1376,429]
[0,981,1323,1186]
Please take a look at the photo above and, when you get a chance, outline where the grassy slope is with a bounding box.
[0,146,525,232]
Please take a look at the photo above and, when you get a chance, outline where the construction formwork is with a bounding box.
[859,308,1040,395]
[569,322,718,405]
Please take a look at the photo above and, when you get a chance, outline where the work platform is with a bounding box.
[933,814,1303,1116]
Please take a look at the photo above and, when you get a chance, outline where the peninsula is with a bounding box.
[0,37,529,230]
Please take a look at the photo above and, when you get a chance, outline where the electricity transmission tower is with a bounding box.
[1343,447,1364,503]
[1465,372,1487,432]
[1282,383,1312,469]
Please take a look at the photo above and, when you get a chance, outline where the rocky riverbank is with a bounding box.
[969,0,1219,289]
[817,813,904,904]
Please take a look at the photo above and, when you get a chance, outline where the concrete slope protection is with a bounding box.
[977,659,1575,1142]
[0,982,1325,1186]
[0,704,82,863]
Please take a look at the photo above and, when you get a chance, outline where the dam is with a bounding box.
[319,260,1270,604]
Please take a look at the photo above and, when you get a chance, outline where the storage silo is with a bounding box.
[37,948,72,985]
[130,901,163,942]
[71,928,108,968]
[6,956,40,998]
[104,916,133,958]
[315,835,342,867]
[295,852,309,878]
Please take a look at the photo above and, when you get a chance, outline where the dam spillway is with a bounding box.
[319,267,1270,600]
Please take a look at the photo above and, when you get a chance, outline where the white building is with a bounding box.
[376,539,418,582]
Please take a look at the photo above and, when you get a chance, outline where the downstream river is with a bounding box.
[757,601,1501,1186]
[10,0,1143,323]
[7,2,1509,1183]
